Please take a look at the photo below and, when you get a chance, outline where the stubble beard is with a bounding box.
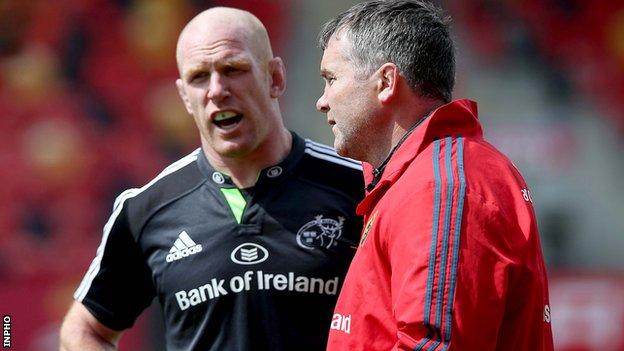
[334,125,366,162]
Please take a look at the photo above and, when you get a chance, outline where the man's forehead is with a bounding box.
[179,32,253,67]
[182,45,251,70]
[183,24,250,50]
[184,27,263,55]
[321,37,348,68]
[176,8,272,73]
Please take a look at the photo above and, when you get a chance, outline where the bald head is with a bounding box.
[176,7,273,73]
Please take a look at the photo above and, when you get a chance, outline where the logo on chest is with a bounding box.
[330,313,351,334]
[230,243,269,265]
[296,215,344,249]
[166,231,202,262]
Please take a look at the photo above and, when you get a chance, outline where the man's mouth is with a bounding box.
[213,111,243,129]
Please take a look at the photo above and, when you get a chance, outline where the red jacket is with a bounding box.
[327,100,553,351]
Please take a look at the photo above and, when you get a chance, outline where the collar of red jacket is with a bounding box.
[356,99,482,215]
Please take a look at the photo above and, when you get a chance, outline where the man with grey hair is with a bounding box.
[317,1,554,350]
[60,6,364,350]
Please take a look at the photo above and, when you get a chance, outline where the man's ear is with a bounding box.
[268,57,286,98]
[176,79,193,115]
[376,63,398,104]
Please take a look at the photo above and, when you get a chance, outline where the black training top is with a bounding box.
[74,133,364,351]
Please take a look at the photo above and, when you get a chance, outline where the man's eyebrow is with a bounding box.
[320,68,334,77]
[183,56,252,78]
[182,67,202,80]
[216,56,252,67]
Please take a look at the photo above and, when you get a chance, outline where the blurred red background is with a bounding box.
[1,0,623,349]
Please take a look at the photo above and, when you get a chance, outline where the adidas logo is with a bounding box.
[166,231,202,263]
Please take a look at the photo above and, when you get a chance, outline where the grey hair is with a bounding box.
[319,0,455,102]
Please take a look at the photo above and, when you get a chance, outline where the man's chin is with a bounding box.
[205,139,253,159]
[335,139,367,162]
[219,146,252,159]
[333,140,351,158]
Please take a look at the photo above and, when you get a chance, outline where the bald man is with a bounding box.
[60,7,364,351]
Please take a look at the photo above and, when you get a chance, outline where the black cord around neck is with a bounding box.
[365,111,432,192]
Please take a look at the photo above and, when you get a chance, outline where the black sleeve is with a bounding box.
[73,195,156,331]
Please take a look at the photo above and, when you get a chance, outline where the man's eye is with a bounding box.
[224,66,244,75]
[191,72,209,82]
[327,77,336,85]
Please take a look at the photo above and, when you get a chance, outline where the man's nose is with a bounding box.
[316,92,329,113]
[207,73,230,102]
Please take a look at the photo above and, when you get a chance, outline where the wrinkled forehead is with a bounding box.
[179,26,246,54]
[176,15,271,72]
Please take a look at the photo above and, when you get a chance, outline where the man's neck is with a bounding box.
[368,98,445,168]
[204,129,293,188]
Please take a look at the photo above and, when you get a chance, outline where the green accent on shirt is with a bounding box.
[220,188,247,224]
